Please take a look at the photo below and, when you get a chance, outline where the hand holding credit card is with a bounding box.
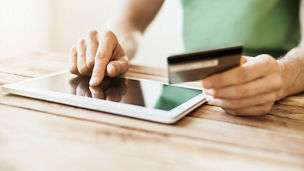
[167,46,242,84]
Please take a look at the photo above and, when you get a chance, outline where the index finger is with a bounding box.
[89,31,118,86]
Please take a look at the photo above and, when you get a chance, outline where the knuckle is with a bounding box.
[269,61,279,72]
[262,54,276,69]
[96,51,111,61]
[78,38,86,46]
[77,62,88,73]
[78,67,89,74]
[88,29,98,38]
[259,103,274,115]
[69,66,78,74]
[272,75,283,90]
[272,59,280,68]
[267,93,277,102]
[260,54,273,61]
[86,60,95,69]
[95,52,105,59]
[101,30,117,42]
[104,30,115,38]
[93,61,107,70]
[261,107,271,115]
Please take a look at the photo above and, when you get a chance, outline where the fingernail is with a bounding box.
[205,95,213,104]
[203,89,214,95]
[89,77,98,85]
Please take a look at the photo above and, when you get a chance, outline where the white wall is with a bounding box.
[0,0,183,68]
[134,1,183,68]
[0,0,52,58]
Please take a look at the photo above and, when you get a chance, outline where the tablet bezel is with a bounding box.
[2,71,206,124]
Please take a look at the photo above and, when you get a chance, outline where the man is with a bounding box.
[69,0,304,116]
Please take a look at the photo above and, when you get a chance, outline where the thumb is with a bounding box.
[106,57,129,77]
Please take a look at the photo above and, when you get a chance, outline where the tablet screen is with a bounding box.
[21,73,202,111]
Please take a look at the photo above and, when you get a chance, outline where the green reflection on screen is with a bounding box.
[154,85,202,111]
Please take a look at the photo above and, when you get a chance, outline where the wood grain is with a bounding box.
[0,104,303,171]
[0,52,304,170]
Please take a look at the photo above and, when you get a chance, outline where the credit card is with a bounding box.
[167,46,242,84]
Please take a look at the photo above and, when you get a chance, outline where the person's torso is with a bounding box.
[180,0,300,57]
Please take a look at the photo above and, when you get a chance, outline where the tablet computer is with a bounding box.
[2,72,206,124]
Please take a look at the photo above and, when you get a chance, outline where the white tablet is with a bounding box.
[2,72,206,124]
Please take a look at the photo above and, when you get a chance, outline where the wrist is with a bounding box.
[277,47,304,98]
[276,60,287,100]
[119,31,140,60]
[109,24,141,60]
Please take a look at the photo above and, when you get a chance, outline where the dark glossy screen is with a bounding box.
[21,73,202,111]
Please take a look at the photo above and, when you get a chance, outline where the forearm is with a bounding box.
[278,47,304,98]
[106,0,164,60]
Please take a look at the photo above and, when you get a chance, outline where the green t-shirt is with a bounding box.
[181,0,300,57]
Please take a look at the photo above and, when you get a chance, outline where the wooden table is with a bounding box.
[0,52,303,171]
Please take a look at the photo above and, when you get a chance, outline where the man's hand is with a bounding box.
[202,55,285,116]
[69,30,129,86]
[68,0,164,86]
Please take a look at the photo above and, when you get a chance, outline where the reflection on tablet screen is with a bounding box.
[22,73,202,111]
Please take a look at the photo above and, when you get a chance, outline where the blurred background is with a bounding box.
[0,0,183,68]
